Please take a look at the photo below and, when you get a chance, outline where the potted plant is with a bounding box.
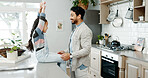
[6,33,23,60]
[0,33,25,59]
[72,0,96,10]
[97,35,104,45]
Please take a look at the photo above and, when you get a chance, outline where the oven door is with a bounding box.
[101,56,119,78]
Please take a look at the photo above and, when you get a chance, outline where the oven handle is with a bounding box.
[102,57,115,64]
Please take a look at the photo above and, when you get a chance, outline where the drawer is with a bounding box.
[88,68,100,78]
[91,52,99,70]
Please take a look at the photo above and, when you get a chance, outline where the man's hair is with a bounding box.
[71,6,85,19]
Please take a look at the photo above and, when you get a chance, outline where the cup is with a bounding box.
[139,16,144,21]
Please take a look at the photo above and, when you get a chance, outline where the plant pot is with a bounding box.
[0,48,25,58]
[99,40,104,45]
[7,51,18,60]
[78,0,89,10]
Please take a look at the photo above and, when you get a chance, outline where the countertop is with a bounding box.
[92,44,148,63]
[0,52,70,78]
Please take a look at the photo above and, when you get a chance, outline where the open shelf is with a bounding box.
[134,5,145,9]
[133,7,145,21]
[101,0,122,4]
[133,0,148,22]
[134,21,147,23]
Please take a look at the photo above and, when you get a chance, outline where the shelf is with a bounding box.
[134,21,147,23]
[134,5,145,9]
[101,0,122,4]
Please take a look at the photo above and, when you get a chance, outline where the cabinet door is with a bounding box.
[90,47,101,74]
[125,58,141,78]
[88,67,101,78]
[146,0,148,21]
[142,65,148,78]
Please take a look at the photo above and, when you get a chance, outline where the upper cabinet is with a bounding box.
[88,0,100,10]
[133,0,148,22]
[99,0,123,24]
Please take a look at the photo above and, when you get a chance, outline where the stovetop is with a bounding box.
[100,45,127,52]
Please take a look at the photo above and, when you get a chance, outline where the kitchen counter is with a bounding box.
[92,44,148,63]
[0,52,69,78]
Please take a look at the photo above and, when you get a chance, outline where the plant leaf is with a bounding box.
[12,33,15,35]
[11,40,15,44]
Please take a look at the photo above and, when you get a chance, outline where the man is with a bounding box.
[58,6,92,78]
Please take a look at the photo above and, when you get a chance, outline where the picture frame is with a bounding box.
[56,20,63,31]
[134,37,145,52]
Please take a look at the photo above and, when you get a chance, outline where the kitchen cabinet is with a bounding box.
[133,0,148,22]
[125,57,148,78]
[89,47,102,78]
[142,65,148,78]
[99,0,123,24]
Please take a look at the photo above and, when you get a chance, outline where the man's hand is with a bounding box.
[61,53,70,61]
[57,51,65,55]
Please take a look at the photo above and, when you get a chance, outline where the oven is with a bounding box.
[101,51,119,78]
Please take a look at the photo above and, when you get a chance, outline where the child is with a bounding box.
[26,2,66,72]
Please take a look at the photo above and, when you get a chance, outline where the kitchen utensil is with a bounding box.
[107,7,116,22]
[104,33,109,46]
[125,8,133,19]
[112,9,123,27]
[125,1,133,20]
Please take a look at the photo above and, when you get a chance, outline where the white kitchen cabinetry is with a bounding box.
[89,47,102,78]
[125,57,148,78]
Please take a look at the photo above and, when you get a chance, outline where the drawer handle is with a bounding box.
[93,58,96,60]
[94,75,96,77]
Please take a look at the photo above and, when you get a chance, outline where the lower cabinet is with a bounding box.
[89,47,102,78]
[142,65,148,78]
[89,67,101,78]
[125,57,148,78]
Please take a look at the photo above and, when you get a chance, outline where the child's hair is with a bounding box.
[26,16,47,51]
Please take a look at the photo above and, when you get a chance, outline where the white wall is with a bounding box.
[102,2,148,48]
[45,0,72,52]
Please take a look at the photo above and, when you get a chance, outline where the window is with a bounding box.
[0,1,39,46]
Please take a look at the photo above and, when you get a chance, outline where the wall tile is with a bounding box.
[102,3,148,48]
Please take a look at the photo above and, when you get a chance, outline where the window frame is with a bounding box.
[0,2,39,46]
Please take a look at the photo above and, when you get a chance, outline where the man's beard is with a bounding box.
[72,20,78,24]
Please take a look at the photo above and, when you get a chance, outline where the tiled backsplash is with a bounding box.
[102,2,148,48]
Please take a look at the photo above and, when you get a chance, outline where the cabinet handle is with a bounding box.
[94,75,96,77]
[93,58,96,60]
